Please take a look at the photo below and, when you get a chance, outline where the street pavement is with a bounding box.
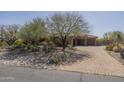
[0,63,124,82]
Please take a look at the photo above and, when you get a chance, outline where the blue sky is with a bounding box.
[0,11,124,37]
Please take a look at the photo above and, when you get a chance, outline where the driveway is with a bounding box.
[58,46,124,77]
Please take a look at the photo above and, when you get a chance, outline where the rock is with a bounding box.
[0,48,87,70]
[43,66,47,69]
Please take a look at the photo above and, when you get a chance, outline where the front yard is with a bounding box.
[0,47,90,69]
[1,46,124,77]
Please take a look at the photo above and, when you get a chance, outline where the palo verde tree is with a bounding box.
[18,17,47,46]
[47,12,90,51]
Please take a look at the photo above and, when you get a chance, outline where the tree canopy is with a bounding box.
[103,31,124,43]
[18,17,47,45]
[47,12,90,50]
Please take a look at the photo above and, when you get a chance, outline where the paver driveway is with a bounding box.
[58,46,124,77]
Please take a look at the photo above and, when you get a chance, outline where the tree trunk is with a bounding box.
[62,40,66,51]
[61,36,67,51]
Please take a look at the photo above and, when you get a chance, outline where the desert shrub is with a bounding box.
[96,38,104,46]
[47,49,88,65]
[31,46,40,52]
[42,45,55,53]
[45,37,55,46]
[113,46,121,52]
[41,42,49,52]
[41,37,56,53]
[0,41,9,49]
[3,25,19,46]
[48,55,60,65]
[48,51,67,65]
[67,44,73,49]
[14,39,25,48]
[119,44,124,49]
[27,45,40,52]
[106,45,114,51]
[67,44,77,50]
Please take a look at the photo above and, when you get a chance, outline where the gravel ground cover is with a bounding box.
[107,51,124,65]
[0,48,90,69]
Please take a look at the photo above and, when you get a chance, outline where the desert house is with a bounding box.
[70,34,98,46]
[54,34,98,46]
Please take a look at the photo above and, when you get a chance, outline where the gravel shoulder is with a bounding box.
[107,51,124,65]
[58,46,124,77]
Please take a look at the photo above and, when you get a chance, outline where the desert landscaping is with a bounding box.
[0,12,124,81]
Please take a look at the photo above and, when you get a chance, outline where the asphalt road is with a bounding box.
[0,63,124,82]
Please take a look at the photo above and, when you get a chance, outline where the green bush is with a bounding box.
[105,45,114,51]
[14,39,25,48]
